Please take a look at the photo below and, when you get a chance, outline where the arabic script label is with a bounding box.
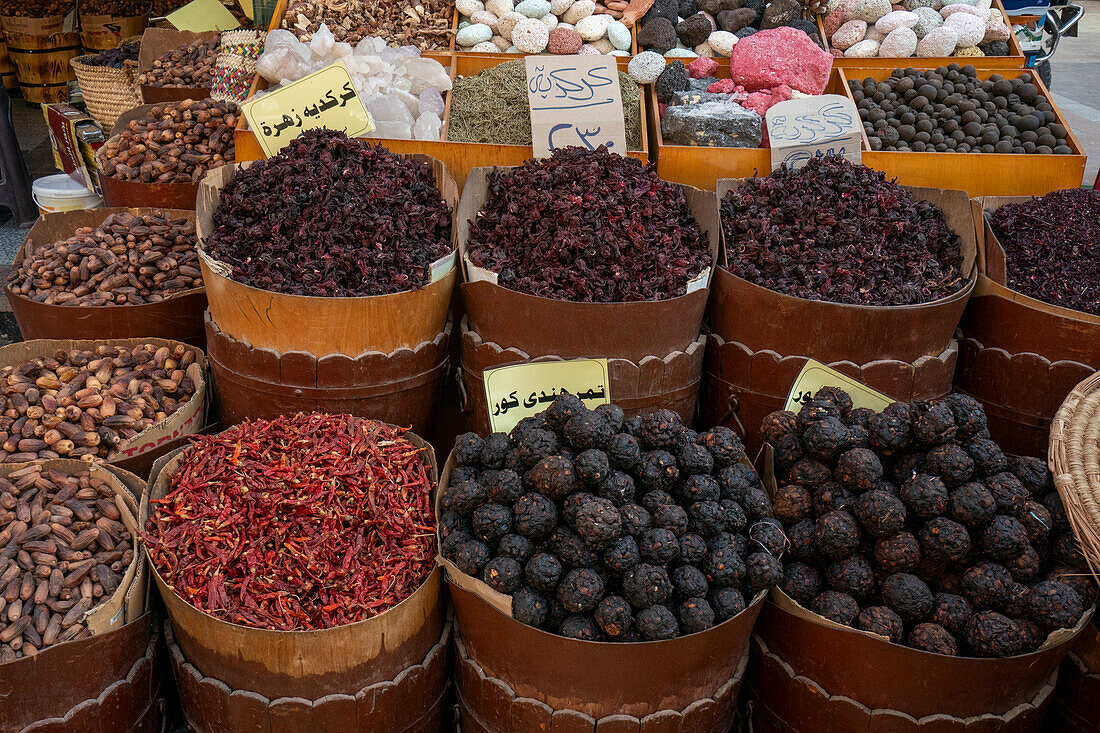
[784,359,894,414]
[766,94,863,171]
[524,56,627,159]
[242,61,375,158]
[484,359,611,434]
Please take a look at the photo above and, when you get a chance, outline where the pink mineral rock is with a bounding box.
[688,55,720,78]
[728,27,833,94]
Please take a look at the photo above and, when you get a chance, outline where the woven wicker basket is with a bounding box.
[71,54,142,129]
[1050,370,1100,576]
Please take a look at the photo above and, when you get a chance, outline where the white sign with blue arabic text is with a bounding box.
[525,56,627,158]
[766,94,863,170]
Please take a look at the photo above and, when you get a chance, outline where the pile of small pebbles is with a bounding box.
[851,65,1074,153]
[637,0,824,57]
[455,0,634,54]
[823,0,1012,58]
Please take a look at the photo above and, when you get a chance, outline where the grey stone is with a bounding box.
[761,0,800,28]
[669,90,732,105]
[654,60,691,102]
[661,100,762,147]
[688,75,719,91]
[639,17,678,52]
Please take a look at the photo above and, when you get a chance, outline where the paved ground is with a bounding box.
[1047,0,1100,185]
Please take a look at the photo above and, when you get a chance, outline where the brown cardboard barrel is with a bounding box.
[702,333,959,455]
[195,157,459,357]
[1048,619,1100,732]
[6,207,207,346]
[0,613,162,732]
[745,593,1089,732]
[139,81,209,103]
[79,12,148,51]
[0,337,207,477]
[98,170,200,209]
[143,436,445,701]
[456,169,721,363]
[459,318,705,435]
[955,197,1100,458]
[205,312,451,436]
[166,618,452,733]
[5,31,80,105]
[711,181,979,365]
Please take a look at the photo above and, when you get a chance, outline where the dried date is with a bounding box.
[137,37,218,88]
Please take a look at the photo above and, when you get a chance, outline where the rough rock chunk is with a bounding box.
[661,100,763,147]
[728,27,833,93]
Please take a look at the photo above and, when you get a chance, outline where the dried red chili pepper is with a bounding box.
[143,413,437,631]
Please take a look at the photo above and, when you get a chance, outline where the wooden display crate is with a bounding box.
[651,65,848,190]
[839,65,1086,195]
[820,0,1026,68]
[234,54,650,189]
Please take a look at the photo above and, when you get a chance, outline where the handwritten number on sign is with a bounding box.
[525,57,626,156]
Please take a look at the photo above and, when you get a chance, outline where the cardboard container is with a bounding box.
[1048,619,1100,732]
[5,30,80,104]
[650,66,848,191]
[79,11,148,51]
[97,103,210,210]
[0,459,153,733]
[956,196,1100,457]
[744,449,1095,732]
[436,451,766,727]
[702,335,958,453]
[205,312,451,435]
[233,54,651,190]
[142,430,445,702]
[820,0,1026,69]
[460,319,705,435]
[6,207,207,346]
[165,617,452,733]
[0,613,163,733]
[458,168,719,362]
[838,66,1087,196]
[713,178,977,364]
[0,338,207,477]
[194,155,458,356]
[137,27,215,103]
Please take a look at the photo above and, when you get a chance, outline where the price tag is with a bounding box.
[766,94,863,170]
[166,0,241,31]
[784,359,894,414]
[525,56,627,158]
[241,61,375,158]
[484,359,611,434]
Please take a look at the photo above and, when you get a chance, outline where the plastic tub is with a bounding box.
[32,173,103,214]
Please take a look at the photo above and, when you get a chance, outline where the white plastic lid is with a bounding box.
[32,173,97,200]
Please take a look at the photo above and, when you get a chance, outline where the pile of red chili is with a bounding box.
[143,413,436,631]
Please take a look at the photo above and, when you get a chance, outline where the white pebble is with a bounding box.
[578,43,600,54]
[470,40,499,51]
[944,11,984,45]
[707,29,737,55]
[540,13,559,28]
[912,7,942,36]
[831,19,867,50]
[875,9,918,32]
[516,0,551,17]
[492,34,512,49]
[512,16,551,51]
[575,13,611,40]
[486,0,514,15]
[879,25,918,54]
[562,0,596,23]
[916,24,957,54]
[609,49,630,56]
[607,20,631,49]
[456,23,494,45]
[496,11,526,38]
[694,40,715,55]
[665,48,697,57]
[844,38,881,56]
[590,37,615,52]
[456,0,485,15]
[470,10,499,27]
[627,50,665,83]
[550,0,574,12]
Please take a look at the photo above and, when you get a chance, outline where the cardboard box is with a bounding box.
[42,103,105,193]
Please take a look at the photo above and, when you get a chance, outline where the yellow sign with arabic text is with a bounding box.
[241,61,374,158]
[484,360,611,434]
[165,0,241,32]
[784,359,894,414]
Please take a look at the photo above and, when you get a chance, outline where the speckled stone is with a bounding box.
[492,34,512,48]
[983,15,1010,41]
[912,6,941,36]
[578,42,601,53]
[627,50,667,83]
[830,18,867,49]
[550,0,574,12]
[661,99,762,146]
[708,29,738,54]
[516,0,552,16]
[576,13,611,39]
[562,0,596,22]
[470,40,500,51]
[717,7,757,31]
[902,0,936,8]
[916,24,957,54]
[548,25,584,51]
[470,10,499,27]
[496,11,526,38]
[879,25,917,54]
[853,0,891,22]
[876,9,918,31]
[823,0,858,36]
[953,44,983,55]
[608,19,632,48]
[486,0,514,14]
[590,37,615,52]
[945,11,984,45]
[694,40,716,55]
[665,47,698,56]
[688,54,720,77]
[457,0,485,14]
[512,16,551,50]
[941,3,987,18]
[845,37,881,55]
[541,14,559,28]
[865,24,887,40]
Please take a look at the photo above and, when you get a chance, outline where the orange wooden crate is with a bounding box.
[820,0,1026,68]
[235,54,650,189]
[651,65,847,190]
[839,66,1086,196]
